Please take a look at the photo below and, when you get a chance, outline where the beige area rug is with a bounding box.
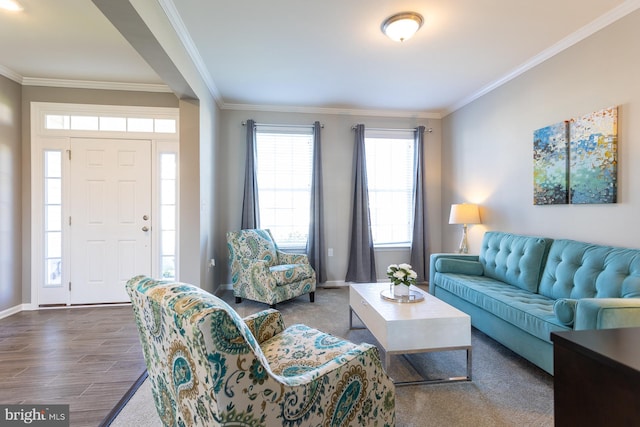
[110,286,554,426]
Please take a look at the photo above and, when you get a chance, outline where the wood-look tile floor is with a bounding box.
[0,306,146,427]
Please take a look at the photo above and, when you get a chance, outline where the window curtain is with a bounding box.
[410,126,428,283]
[307,121,327,283]
[345,124,377,283]
[241,119,259,229]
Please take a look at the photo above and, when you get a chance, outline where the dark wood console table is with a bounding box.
[551,327,640,426]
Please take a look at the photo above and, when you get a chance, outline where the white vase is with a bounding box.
[393,284,410,298]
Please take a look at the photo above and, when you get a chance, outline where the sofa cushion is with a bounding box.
[435,273,569,342]
[480,232,552,293]
[553,298,578,326]
[435,258,484,276]
[538,239,640,300]
[269,264,315,286]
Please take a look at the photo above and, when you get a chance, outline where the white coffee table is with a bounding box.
[349,282,472,386]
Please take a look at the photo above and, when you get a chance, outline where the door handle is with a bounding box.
[142,226,149,232]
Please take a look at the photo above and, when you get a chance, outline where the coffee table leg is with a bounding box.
[348,307,366,330]
[391,346,473,387]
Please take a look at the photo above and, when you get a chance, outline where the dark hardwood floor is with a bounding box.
[0,305,146,427]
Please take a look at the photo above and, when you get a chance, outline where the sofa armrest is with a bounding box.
[428,253,480,294]
[574,298,640,330]
[243,309,285,343]
[277,250,310,265]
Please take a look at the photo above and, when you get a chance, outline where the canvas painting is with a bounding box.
[569,107,618,204]
[533,121,569,205]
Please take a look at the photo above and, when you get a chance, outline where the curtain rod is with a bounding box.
[351,126,433,133]
[242,121,323,128]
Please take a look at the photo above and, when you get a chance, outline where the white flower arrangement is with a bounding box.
[386,263,417,287]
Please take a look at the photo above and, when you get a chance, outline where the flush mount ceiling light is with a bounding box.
[381,12,423,42]
[0,0,23,11]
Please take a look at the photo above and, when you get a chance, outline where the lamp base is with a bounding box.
[458,225,469,254]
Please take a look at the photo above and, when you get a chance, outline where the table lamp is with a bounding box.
[449,203,481,253]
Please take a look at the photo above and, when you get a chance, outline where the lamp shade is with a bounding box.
[0,0,23,11]
[449,204,481,225]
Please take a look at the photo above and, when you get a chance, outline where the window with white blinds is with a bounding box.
[255,126,313,250]
[365,131,415,247]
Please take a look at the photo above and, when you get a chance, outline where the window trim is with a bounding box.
[364,129,416,248]
[254,124,314,250]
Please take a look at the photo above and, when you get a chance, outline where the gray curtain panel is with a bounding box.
[241,119,260,229]
[345,124,377,283]
[307,121,327,283]
[410,126,428,283]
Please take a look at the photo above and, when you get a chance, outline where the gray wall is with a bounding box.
[214,109,442,288]
[442,10,640,253]
[0,75,22,312]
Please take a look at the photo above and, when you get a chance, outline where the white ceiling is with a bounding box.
[1,0,637,116]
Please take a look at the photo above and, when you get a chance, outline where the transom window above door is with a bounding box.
[44,114,176,133]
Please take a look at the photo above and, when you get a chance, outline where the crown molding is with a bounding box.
[21,77,172,92]
[444,0,640,116]
[158,0,223,105]
[0,64,23,84]
[0,64,173,92]
[220,102,442,119]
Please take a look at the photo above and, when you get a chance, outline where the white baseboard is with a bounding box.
[0,303,32,320]
[319,280,349,288]
[0,302,135,319]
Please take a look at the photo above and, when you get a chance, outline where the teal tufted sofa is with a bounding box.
[126,275,395,426]
[429,231,640,374]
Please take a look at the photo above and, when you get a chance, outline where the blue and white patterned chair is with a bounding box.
[226,229,316,308]
[126,276,395,426]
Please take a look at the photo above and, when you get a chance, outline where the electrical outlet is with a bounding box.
[209,259,216,268]
[328,248,334,257]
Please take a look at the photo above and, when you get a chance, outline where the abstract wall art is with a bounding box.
[533,106,617,205]
[533,121,569,205]
[569,107,618,204]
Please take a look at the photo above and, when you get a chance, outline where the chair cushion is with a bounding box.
[260,324,362,377]
[270,263,315,286]
[235,229,278,267]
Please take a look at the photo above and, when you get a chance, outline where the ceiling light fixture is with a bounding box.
[381,12,423,42]
[0,0,23,12]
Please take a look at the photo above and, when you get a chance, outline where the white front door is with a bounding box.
[69,138,152,304]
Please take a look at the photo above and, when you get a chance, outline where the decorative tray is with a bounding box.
[380,289,425,303]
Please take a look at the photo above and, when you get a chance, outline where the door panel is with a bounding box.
[70,138,151,304]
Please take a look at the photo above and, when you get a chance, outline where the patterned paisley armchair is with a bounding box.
[227,229,316,308]
[126,276,395,427]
